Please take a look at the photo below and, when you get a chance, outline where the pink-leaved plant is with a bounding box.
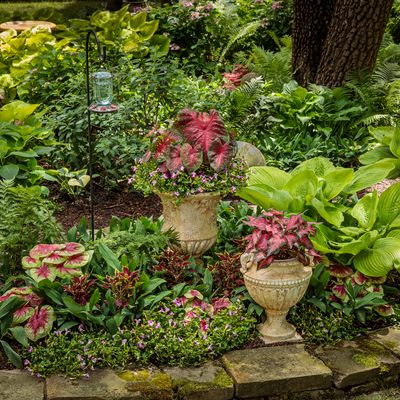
[243,209,323,270]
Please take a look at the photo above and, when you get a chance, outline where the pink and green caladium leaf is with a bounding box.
[178,109,228,163]
[64,252,90,268]
[25,305,56,341]
[374,304,395,316]
[13,306,34,324]
[166,144,184,173]
[208,138,236,172]
[184,289,203,301]
[56,242,85,257]
[53,263,82,279]
[353,271,368,286]
[22,256,40,270]
[369,275,387,285]
[30,263,56,282]
[180,143,203,173]
[211,298,231,314]
[332,285,348,301]
[151,129,183,163]
[0,287,33,302]
[43,252,67,265]
[329,264,353,278]
[29,244,66,259]
[143,149,151,163]
[24,293,43,307]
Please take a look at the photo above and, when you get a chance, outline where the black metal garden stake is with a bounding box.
[85,30,119,240]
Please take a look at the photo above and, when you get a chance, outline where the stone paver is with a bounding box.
[314,337,400,389]
[222,344,332,398]
[164,361,234,400]
[0,370,44,400]
[237,141,266,167]
[47,365,173,400]
[368,327,400,356]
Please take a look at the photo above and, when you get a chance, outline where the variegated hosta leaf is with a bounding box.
[29,244,65,259]
[25,306,56,341]
[53,263,82,279]
[56,243,85,257]
[180,143,203,173]
[43,252,67,265]
[22,256,40,269]
[64,252,90,268]
[13,306,34,324]
[30,263,57,282]
[208,138,236,172]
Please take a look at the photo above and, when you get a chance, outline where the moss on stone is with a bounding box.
[172,370,233,397]
[118,369,150,382]
[150,372,172,391]
[353,353,379,368]
[353,339,392,368]
[126,379,173,400]
[326,362,335,370]
[384,341,398,349]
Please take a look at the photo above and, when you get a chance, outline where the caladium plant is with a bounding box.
[243,209,323,270]
[22,243,88,282]
[142,109,237,174]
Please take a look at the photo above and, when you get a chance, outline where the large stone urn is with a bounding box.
[158,192,221,266]
[240,252,312,343]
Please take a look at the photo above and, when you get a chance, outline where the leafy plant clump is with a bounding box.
[24,299,255,378]
[130,109,250,199]
[243,209,322,269]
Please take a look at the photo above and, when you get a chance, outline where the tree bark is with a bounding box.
[106,0,123,12]
[292,0,394,88]
[292,0,336,87]
[315,0,394,87]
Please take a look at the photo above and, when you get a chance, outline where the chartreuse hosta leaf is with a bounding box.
[322,168,353,200]
[291,157,335,178]
[354,237,400,277]
[387,229,400,240]
[236,186,273,211]
[341,162,394,194]
[306,193,343,227]
[283,170,318,202]
[249,166,290,189]
[369,126,394,142]
[390,125,400,157]
[351,189,379,230]
[377,182,400,227]
[359,146,394,165]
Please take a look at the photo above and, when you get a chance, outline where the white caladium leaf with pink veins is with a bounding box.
[56,242,85,257]
[29,244,66,259]
[53,263,82,279]
[25,306,56,341]
[13,306,34,324]
[64,252,90,269]
[30,263,56,282]
[43,251,67,265]
[22,256,41,270]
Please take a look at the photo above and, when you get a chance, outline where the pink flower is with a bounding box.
[200,320,209,332]
[148,320,154,327]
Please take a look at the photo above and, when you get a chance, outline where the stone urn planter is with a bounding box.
[240,252,312,343]
[158,192,221,266]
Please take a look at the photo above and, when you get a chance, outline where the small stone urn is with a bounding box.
[158,192,221,266]
[240,252,312,343]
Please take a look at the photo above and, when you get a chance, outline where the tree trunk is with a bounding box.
[292,0,336,87]
[292,0,394,88]
[106,0,123,12]
[315,0,394,87]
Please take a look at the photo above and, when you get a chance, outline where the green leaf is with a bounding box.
[9,151,38,158]
[150,290,171,308]
[1,340,22,369]
[0,164,19,179]
[0,296,19,319]
[62,297,85,316]
[149,35,170,55]
[140,20,158,40]
[145,278,166,294]
[341,162,395,194]
[67,226,77,242]
[390,125,400,157]
[351,190,379,230]
[249,166,291,189]
[359,146,394,165]
[377,182,400,227]
[9,326,28,347]
[283,170,319,202]
[106,317,118,335]
[106,290,116,315]
[306,195,343,226]
[291,157,335,178]
[322,168,354,200]
[89,289,100,312]
[339,231,380,256]
[354,237,400,277]
[98,243,121,271]
[368,126,394,142]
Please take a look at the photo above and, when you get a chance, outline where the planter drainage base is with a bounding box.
[260,330,303,345]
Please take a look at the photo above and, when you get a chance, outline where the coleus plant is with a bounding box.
[0,287,55,341]
[143,109,237,174]
[22,243,89,282]
[243,209,323,269]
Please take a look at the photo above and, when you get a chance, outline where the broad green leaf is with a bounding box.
[129,11,147,30]
[68,175,90,187]
[32,7,54,20]
[339,231,380,256]
[390,125,400,157]
[306,195,343,226]
[249,166,291,189]
[368,126,394,142]
[283,170,319,202]
[1,340,22,369]
[377,182,400,227]
[98,243,121,271]
[9,326,28,347]
[149,35,170,55]
[358,146,393,165]
[322,168,354,200]
[236,186,273,211]
[62,297,85,316]
[351,190,379,230]
[140,20,158,40]
[354,237,400,277]
[0,164,19,179]
[10,150,38,158]
[291,157,335,178]
[341,162,394,194]
[387,229,400,240]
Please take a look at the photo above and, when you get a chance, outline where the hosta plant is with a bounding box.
[22,243,88,282]
[243,210,322,269]
[130,109,250,199]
